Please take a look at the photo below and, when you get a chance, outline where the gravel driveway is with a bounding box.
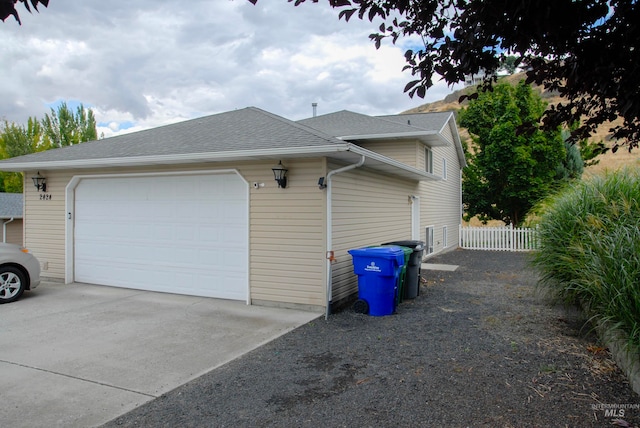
[103,250,639,427]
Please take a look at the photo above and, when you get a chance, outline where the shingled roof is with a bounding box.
[296,110,426,137]
[297,110,457,148]
[0,193,23,219]
[0,107,341,167]
[0,107,461,181]
[378,111,454,133]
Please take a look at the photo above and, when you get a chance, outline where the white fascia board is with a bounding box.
[337,130,439,141]
[0,144,353,171]
[437,112,455,136]
[455,135,467,168]
[431,112,467,169]
[346,144,441,181]
[443,113,468,168]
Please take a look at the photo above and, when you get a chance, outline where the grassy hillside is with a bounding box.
[404,73,640,175]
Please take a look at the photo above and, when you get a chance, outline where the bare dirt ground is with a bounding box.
[104,250,639,428]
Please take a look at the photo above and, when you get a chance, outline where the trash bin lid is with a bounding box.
[381,244,412,261]
[382,240,425,251]
[348,246,406,266]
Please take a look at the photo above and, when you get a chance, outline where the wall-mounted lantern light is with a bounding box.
[31,171,47,192]
[272,161,288,188]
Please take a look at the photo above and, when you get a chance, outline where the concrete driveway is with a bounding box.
[0,281,320,428]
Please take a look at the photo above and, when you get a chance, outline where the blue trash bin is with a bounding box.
[348,246,406,316]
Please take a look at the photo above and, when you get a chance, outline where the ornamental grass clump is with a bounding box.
[532,169,640,354]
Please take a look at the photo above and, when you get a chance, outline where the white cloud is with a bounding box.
[0,0,459,136]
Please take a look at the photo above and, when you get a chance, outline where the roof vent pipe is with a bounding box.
[312,102,318,117]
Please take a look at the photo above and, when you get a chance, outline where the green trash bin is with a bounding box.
[382,240,425,299]
[382,245,412,304]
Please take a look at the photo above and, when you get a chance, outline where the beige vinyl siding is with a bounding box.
[249,158,326,308]
[330,164,418,303]
[357,136,463,258]
[439,119,455,145]
[23,159,327,309]
[2,219,23,245]
[418,142,462,256]
[24,172,67,278]
[357,140,419,168]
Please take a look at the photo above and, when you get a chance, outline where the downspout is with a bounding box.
[3,217,14,243]
[325,155,366,320]
[460,168,464,247]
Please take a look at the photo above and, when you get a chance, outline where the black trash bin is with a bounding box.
[382,240,425,299]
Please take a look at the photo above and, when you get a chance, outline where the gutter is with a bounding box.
[325,155,366,320]
[337,130,438,141]
[2,217,14,243]
[0,145,356,171]
[0,143,438,182]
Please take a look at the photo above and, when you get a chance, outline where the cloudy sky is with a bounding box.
[1,0,461,138]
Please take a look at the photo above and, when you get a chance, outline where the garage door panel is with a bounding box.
[74,173,248,300]
[174,224,196,241]
[197,225,220,243]
[222,249,246,268]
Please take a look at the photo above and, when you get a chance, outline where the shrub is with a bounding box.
[531,169,640,354]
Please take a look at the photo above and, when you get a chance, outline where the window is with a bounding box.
[425,226,434,255]
[425,147,433,173]
[442,158,447,180]
[443,225,448,247]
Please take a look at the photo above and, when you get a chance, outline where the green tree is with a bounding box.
[0,118,44,192]
[562,120,607,169]
[1,117,44,157]
[0,102,97,191]
[555,137,583,182]
[41,102,98,148]
[459,81,566,226]
[578,138,606,169]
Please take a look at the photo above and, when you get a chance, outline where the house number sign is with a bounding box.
[39,194,52,200]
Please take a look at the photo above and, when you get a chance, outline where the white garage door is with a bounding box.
[73,173,248,300]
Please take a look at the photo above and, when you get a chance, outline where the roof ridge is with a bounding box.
[248,106,344,145]
[305,109,435,132]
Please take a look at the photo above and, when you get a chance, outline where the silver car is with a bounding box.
[0,243,41,303]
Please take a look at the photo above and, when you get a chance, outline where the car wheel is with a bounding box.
[0,266,26,304]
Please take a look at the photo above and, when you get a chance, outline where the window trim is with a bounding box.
[425,225,434,255]
[443,225,448,247]
[425,147,433,173]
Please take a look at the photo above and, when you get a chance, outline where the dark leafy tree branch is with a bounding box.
[7,0,638,148]
[0,0,48,24]
[249,0,640,149]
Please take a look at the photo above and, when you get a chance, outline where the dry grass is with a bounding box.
[585,149,640,176]
[463,217,505,227]
[537,337,619,377]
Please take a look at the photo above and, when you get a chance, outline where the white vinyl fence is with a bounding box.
[459,224,539,251]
